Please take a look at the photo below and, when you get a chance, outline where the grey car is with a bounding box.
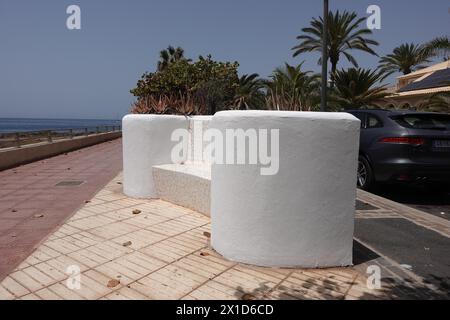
[346,109,450,190]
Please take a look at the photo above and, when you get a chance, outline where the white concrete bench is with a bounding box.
[153,163,211,215]
[122,115,212,215]
[152,116,212,215]
[122,111,360,268]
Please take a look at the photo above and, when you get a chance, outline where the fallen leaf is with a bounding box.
[132,209,141,215]
[400,264,413,271]
[33,214,44,219]
[200,252,210,257]
[122,241,132,247]
[241,293,256,300]
[203,231,211,239]
[107,279,120,288]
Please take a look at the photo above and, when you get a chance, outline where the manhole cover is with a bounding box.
[356,200,379,211]
[55,180,85,187]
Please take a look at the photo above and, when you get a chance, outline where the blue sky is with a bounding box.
[0,0,449,119]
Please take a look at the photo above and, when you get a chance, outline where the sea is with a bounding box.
[0,118,122,134]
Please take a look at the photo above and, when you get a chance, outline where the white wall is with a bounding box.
[210,110,360,268]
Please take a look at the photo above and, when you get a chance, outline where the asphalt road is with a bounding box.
[355,218,450,295]
[372,183,450,221]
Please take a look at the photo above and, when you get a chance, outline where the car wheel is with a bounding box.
[357,156,374,190]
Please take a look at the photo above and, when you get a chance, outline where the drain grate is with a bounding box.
[55,180,85,187]
[356,199,379,211]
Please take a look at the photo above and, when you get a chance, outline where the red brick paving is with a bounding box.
[0,138,123,281]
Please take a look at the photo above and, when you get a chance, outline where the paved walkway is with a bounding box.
[0,175,383,300]
[0,139,123,281]
[0,173,448,299]
[1,138,449,300]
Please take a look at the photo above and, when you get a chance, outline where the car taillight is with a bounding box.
[379,137,426,145]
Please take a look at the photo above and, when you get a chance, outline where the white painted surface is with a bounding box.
[187,116,212,164]
[153,163,211,215]
[123,111,360,268]
[210,110,360,268]
[122,114,189,198]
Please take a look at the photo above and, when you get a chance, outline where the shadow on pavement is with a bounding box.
[230,240,450,300]
[372,183,450,220]
[353,240,380,265]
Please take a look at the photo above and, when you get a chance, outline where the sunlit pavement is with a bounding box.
[0,139,123,281]
[1,140,450,299]
[0,174,420,300]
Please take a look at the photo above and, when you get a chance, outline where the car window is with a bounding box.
[366,114,383,128]
[391,114,450,130]
[350,112,365,128]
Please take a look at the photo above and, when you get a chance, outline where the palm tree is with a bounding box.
[330,68,388,109]
[233,74,264,110]
[157,46,190,71]
[292,10,379,77]
[265,63,320,111]
[378,43,431,77]
[418,81,450,113]
[419,94,450,113]
[423,36,450,61]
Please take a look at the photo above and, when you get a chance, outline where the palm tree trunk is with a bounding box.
[320,0,329,111]
[330,61,338,89]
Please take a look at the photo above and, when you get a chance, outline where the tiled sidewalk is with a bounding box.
[0,174,408,300]
[2,138,448,300]
[0,139,123,281]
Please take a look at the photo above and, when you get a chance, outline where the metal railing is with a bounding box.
[0,125,121,149]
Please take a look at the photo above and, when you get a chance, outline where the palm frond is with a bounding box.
[292,10,378,74]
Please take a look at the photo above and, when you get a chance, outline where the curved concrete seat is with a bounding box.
[210,111,360,268]
[122,114,212,201]
[122,114,189,198]
[153,163,211,215]
[122,111,360,268]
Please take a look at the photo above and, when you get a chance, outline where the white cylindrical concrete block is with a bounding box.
[210,110,360,268]
[122,114,189,198]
